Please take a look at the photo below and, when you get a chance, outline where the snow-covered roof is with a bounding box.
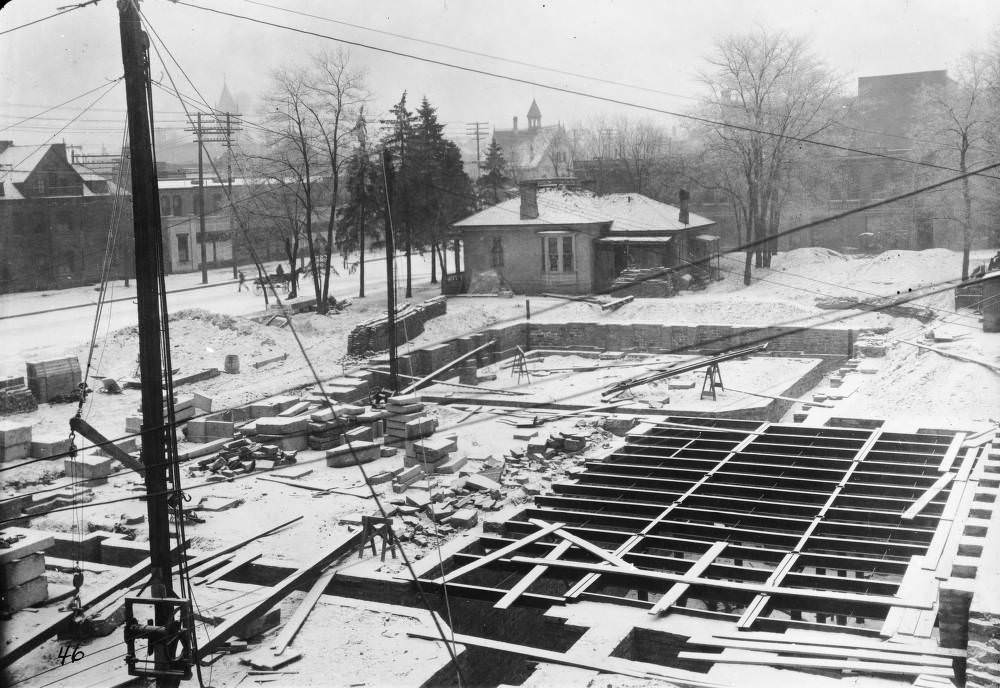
[158,177,253,190]
[0,145,47,185]
[492,124,564,170]
[454,188,715,233]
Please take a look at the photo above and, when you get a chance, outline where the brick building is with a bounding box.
[492,101,573,181]
[0,141,132,293]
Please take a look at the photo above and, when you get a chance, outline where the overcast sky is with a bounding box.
[2,0,999,155]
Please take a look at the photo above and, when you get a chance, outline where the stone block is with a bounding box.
[434,456,468,475]
[0,442,29,462]
[388,402,425,415]
[447,509,478,529]
[0,423,32,447]
[255,416,308,436]
[326,440,379,468]
[465,473,501,492]
[64,455,113,482]
[1,575,47,612]
[409,436,457,460]
[388,394,421,406]
[1,553,45,589]
[344,425,374,443]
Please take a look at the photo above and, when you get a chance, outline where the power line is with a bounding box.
[0,3,86,38]
[172,0,1000,183]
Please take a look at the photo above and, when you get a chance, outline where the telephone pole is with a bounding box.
[117,1,191,684]
[187,111,241,284]
[465,121,488,180]
[382,148,399,393]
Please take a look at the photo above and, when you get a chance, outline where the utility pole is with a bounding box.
[226,112,238,279]
[117,1,191,684]
[196,112,207,283]
[382,148,399,392]
[465,121,488,181]
[187,111,241,284]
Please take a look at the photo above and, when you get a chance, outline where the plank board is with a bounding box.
[270,568,337,655]
[708,631,965,658]
[650,542,726,616]
[436,521,564,584]
[677,651,953,677]
[902,473,954,520]
[509,556,933,609]
[494,540,571,610]
[197,548,262,586]
[689,637,952,667]
[937,433,966,472]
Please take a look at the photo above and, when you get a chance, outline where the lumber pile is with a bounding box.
[1,527,54,613]
[346,296,447,357]
[610,267,676,298]
[0,376,37,416]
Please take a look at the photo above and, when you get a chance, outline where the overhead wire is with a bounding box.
[170,0,1000,183]
[0,3,89,37]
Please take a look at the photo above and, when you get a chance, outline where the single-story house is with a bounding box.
[450,182,718,295]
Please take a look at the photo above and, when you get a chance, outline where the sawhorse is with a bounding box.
[700,362,724,400]
[358,515,399,562]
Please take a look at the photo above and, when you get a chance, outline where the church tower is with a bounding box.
[527,99,541,129]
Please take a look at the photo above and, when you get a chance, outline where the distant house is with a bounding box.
[451,181,717,295]
[492,100,573,180]
[0,141,131,292]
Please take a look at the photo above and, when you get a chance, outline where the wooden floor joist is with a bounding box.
[650,541,726,615]
[902,473,955,520]
[676,650,954,677]
[435,521,565,584]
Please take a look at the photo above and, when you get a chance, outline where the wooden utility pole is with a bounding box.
[117,1,185,685]
[382,148,399,392]
[196,112,208,283]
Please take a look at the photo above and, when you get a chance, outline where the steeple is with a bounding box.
[217,78,239,114]
[527,99,541,129]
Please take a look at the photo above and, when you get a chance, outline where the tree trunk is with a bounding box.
[453,239,461,273]
[358,207,366,299]
[405,223,413,298]
[437,242,448,280]
[430,241,438,284]
[960,149,972,281]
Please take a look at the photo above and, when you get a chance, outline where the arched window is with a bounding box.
[161,195,171,215]
[490,237,504,267]
[173,195,183,216]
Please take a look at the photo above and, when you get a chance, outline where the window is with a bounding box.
[161,195,172,216]
[177,233,190,263]
[173,195,183,216]
[490,237,504,267]
[35,178,46,194]
[541,234,575,273]
[212,193,223,213]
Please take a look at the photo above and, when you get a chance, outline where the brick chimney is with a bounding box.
[513,116,518,133]
[678,188,690,225]
[520,181,539,220]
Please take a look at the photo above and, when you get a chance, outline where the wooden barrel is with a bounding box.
[224,354,240,374]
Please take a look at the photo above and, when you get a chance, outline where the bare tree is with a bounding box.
[257,66,325,300]
[695,29,842,284]
[308,49,369,313]
[912,52,995,279]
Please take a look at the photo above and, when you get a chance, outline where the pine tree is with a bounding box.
[339,109,382,298]
[380,93,417,296]
[477,138,511,206]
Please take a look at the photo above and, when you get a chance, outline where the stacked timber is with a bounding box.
[25,357,81,403]
[610,267,676,298]
[384,395,437,444]
[0,528,53,613]
[0,377,37,416]
[346,296,448,357]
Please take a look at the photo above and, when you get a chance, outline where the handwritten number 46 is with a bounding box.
[57,644,86,665]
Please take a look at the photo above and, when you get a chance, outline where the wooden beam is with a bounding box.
[725,386,834,408]
[408,630,729,687]
[508,556,933,609]
[902,473,954,520]
[650,542,726,616]
[197,529,362,657]
[736,552,798,629]
[196,548,262,585]
[529,518,636,569]
[494,540,571,610]
[676,651,953,677]
[435,521,564,584]
[707,631,966,658]
[399,339,496,394]
[270,567,336,655]
[937,433,967,472]
[689,637,952,667]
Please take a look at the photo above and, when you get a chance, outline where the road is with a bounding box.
[0,255,435,377]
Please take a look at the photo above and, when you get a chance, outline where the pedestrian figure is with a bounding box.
[275,264,285,277]
[237,270,247,292]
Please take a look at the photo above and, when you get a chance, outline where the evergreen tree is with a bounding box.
[339,109,382,298]
[477,138,512,206]
[380,93,417,296]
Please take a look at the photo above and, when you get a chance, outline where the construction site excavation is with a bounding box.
[4,4,1000,686]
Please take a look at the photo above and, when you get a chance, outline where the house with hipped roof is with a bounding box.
[0,141,132,292]
[451,180,718,295]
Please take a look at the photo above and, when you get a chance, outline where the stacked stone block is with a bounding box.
[0,376,37,416]
[346,296,448,357]
[0,423,31,462]
[0,529,53,613]
[25,357,81,403]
